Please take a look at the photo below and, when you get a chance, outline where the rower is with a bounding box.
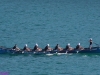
[54,44,63,51]
[65,43,73,50]
[23,44,30,51]
[12,44,20,51]
[54,44,59,50]
[33,43,38,51]
[76,43,84,50]
[89,38,93,49]
[44,44,52,51]
[33,43,42,51]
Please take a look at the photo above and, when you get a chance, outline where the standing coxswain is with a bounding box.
[89,38,93,49]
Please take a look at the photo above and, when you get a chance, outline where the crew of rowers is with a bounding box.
[12,38,93,52]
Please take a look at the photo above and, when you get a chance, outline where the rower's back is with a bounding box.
[66,45,70,50]
[33,45,38,51]
[13,44,20,51]
[44,45,48,51]
[54,44,59,50]
[13,44,17,50]
[76,43,84,50]
[44,44,52,51]
[76,45,80,49]
[76,43,81,49]
[65,43,73,51]
[23,44,30,51]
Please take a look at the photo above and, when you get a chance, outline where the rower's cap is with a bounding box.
[68,43,70,45]
[25,44,27,47]
[47,44,49,46]
[90,38,92,40]
[36,43,38,46]
[78,43,80,45]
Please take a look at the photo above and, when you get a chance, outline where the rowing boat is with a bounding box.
[0,46,100,54]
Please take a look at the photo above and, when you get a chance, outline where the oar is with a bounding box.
[94,42,99,47]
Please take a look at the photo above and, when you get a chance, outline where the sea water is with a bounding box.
[0,0,100,75]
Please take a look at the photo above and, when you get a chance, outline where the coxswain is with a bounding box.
[65,43,73,51]
[23,44,30,51]
[12,44,20,51]
[89,38,93,49]
[44,44,52,51]
[33,43,42,51]
[54,44,63,51]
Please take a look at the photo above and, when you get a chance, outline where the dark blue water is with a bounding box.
[0,0,100,75]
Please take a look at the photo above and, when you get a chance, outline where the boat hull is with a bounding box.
[77,47,100,53]
[0,47,100,54]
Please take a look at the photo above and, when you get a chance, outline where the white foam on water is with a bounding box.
[22,51,24,54]
[57,53,67,55]
[46,54,53,56]
[82,55,88,57]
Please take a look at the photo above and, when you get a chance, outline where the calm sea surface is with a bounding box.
[0,0,100,75]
